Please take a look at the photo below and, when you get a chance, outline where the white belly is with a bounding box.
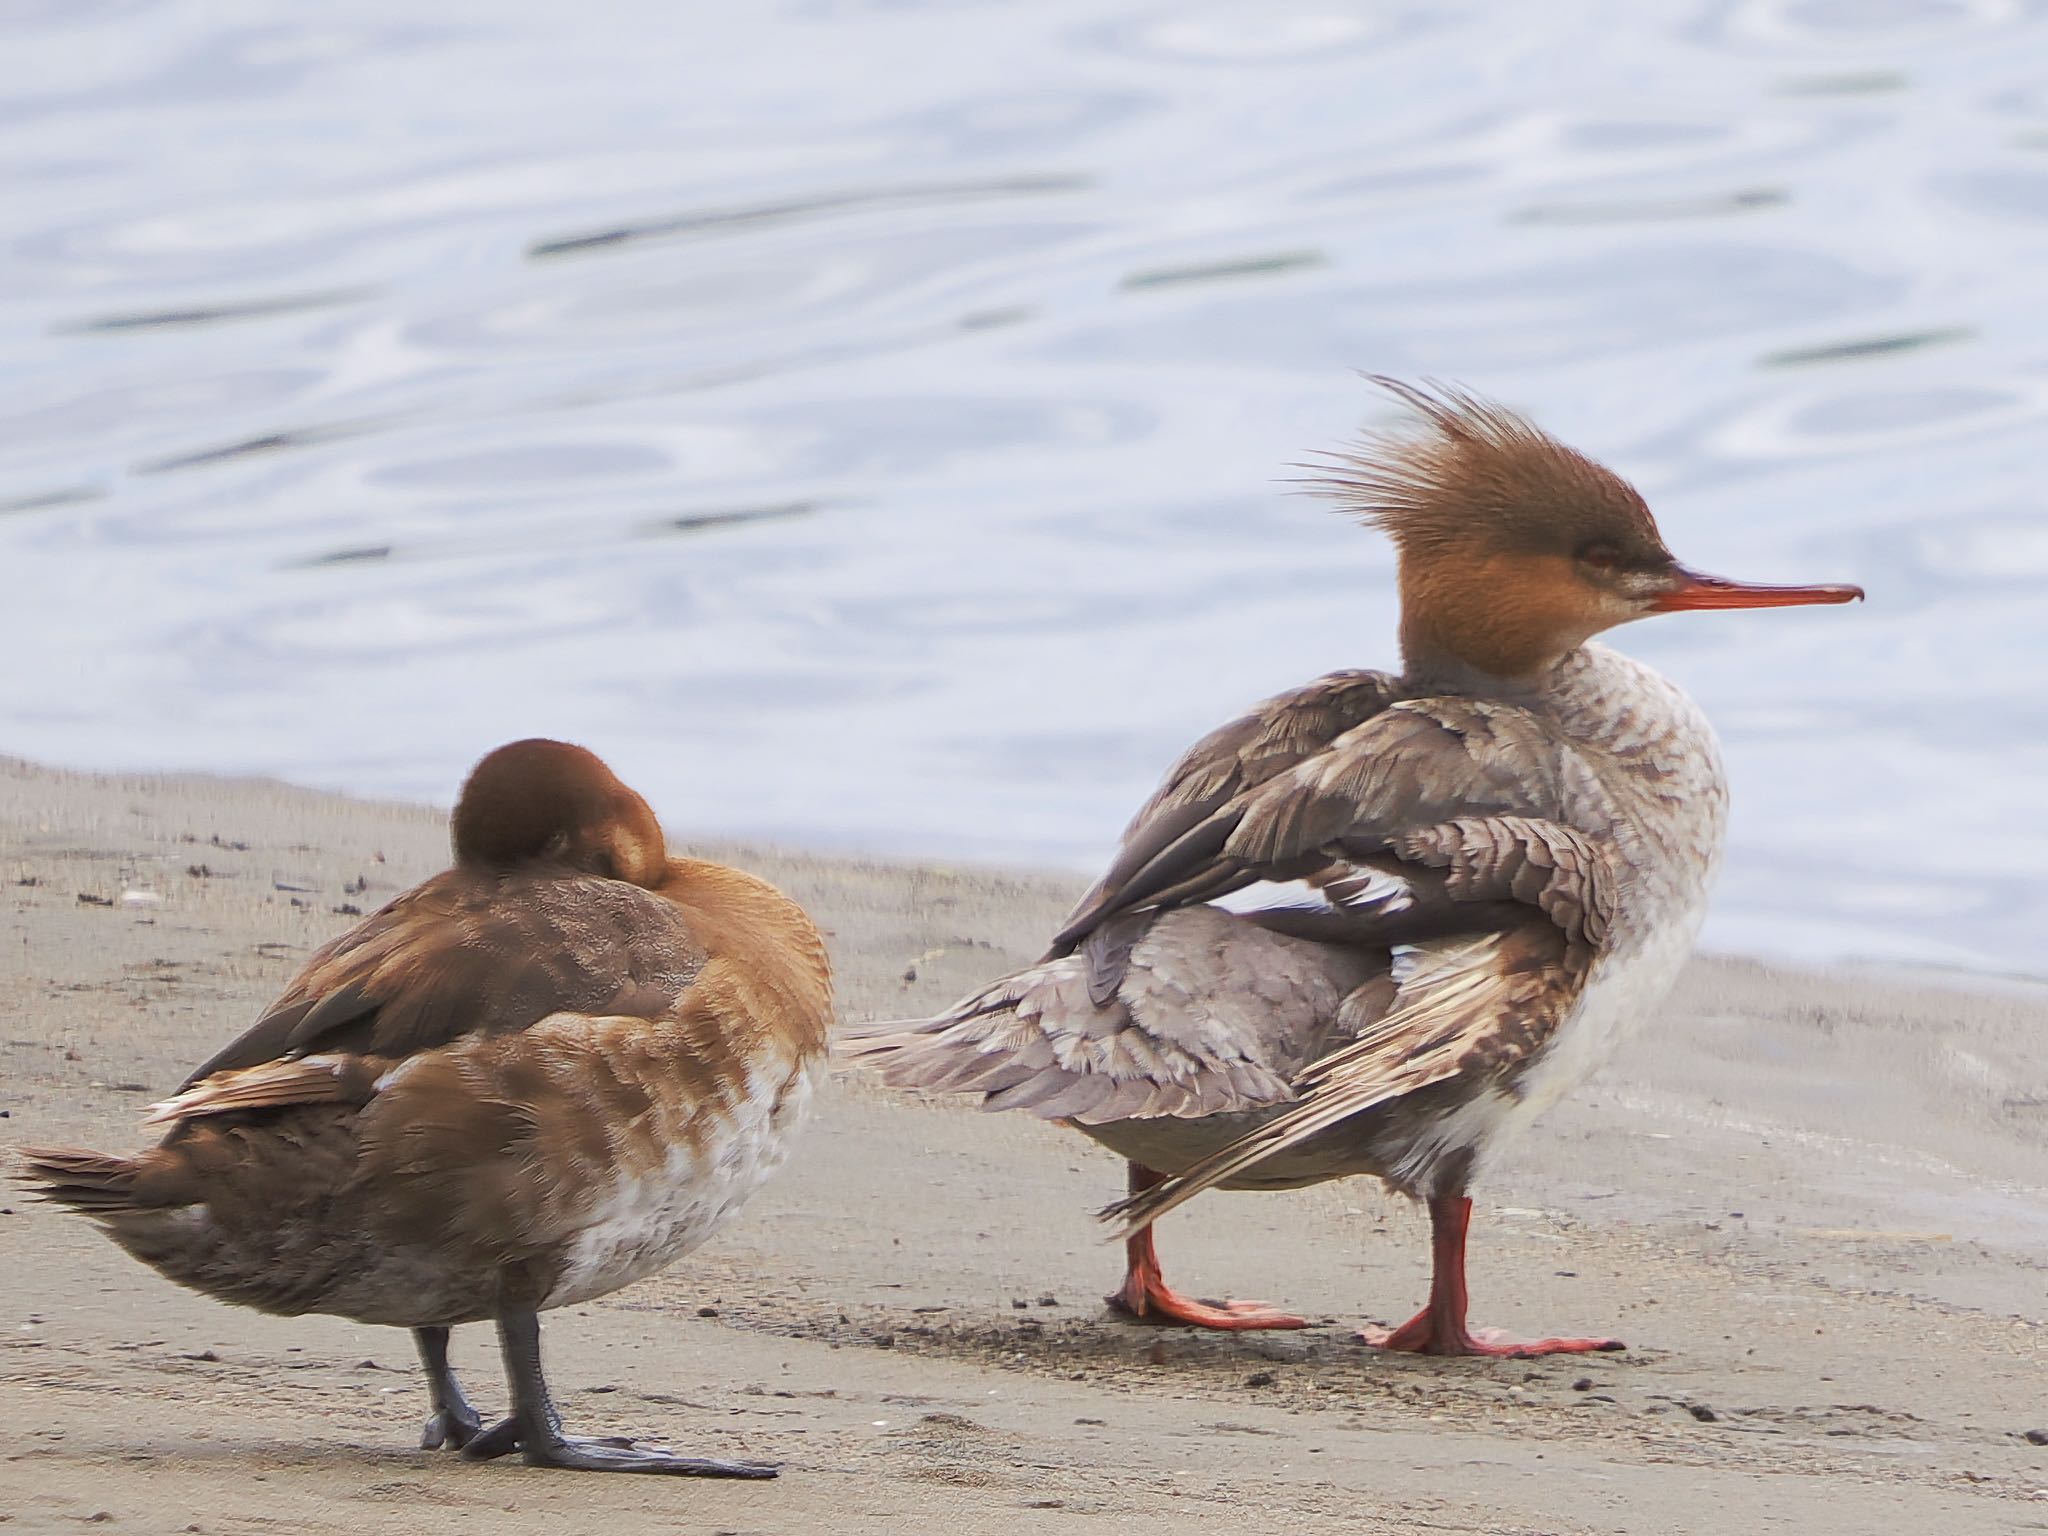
[1526,915,1701,1113]
[1373,904,1705,1194]
[1489,913,1706,1171]
[543,1055,822,1310]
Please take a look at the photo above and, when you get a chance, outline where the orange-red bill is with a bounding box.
[1651,564,1865,613]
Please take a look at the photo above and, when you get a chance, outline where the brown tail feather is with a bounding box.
[14,1146,145,1213]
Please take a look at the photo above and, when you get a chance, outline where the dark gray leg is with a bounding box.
[460,1310,776,1477]
[414,1326,484,1450]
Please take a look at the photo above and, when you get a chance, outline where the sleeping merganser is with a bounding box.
[20,739,832,1470]
[846,381,1861,1356]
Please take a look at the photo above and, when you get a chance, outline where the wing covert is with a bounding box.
[1058,695,1572,948]
[1049,670,1400,952]
[183,870,707,1086]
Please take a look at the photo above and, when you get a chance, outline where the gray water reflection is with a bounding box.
[1,0,2044,973]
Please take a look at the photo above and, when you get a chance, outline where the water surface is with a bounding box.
[3,0,2046,972]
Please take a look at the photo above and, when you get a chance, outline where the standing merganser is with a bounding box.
[846,381,1861,1356]
[19,739,832,1472]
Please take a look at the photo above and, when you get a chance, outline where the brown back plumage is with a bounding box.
[180,870,710,1084]
[180,739,693,1084]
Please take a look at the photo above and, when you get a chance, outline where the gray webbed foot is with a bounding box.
[460,1417,772,1476]
[420,1401,485,1451]
[472,1309,778,1477]
[413,1325,485,1452]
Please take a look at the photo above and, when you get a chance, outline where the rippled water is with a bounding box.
[3,0,2044,972]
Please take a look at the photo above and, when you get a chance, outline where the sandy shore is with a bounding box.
[3,753,2047,1534]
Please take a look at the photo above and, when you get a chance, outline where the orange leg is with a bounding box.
[1105,1164,1307,1331]
[1357,1192,1624,1358]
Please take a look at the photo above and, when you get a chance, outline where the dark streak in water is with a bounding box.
[1761,327,1973,367]
[57,287,374,335]
[1511,189,1786,225]
[1776,72,1908,96]
[136,419,384,475]
[286,544,393,569]
[959,306,1034,331]
[642,501,818,536]
[0,485,102,515]
[529,174,1091,259]
[1119,250,1324,292]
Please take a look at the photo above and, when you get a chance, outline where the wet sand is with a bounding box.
[3,753,2046,1534]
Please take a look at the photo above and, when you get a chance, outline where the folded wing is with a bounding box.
[1048,670,1400,954]
[175,869,708,1094]
[1104,813,1616,1231]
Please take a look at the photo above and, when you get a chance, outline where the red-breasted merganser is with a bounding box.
[846,381,1861,1356]
[20,739,833,1471]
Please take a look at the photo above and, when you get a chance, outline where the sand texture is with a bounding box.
[4,754,2047,1533]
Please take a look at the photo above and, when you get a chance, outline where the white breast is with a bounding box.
[1516,640,1728,1122]
[1514,909,1703,1120]
[1375,901,1707,1195]
[543,1054,822,1310]
[1388,644,1730,1187]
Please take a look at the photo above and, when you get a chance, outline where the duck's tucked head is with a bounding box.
[451,738,667,887]
[1315,379,1863,681]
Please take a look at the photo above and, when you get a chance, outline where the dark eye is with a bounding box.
[1578,543,1621,570]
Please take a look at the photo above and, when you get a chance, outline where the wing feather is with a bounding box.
[183,868,708,1087]
[1101,920,1585,1234]
[1049,671,1400,952]
[146,1055,384,1125]
[1052,695,1570,966]
[840,907,1378,1123]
